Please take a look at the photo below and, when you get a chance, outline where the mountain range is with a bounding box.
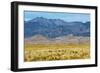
[24,17,90,38]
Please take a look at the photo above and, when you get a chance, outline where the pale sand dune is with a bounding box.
[25,34,90,44]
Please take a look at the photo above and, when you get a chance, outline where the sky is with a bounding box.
[24,11,90,23]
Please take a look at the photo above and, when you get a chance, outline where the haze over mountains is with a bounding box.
[24,17,90,38]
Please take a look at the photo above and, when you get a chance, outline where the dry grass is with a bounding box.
[24,43,90,62]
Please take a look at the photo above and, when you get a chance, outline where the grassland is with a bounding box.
[24,43,90,62]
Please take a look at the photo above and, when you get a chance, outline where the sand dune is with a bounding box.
[25,34,90,44]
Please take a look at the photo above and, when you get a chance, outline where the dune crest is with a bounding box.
[25,34,90,44]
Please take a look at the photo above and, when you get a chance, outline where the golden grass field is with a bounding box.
[24,43,90,62]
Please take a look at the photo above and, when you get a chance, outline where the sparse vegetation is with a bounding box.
[24,43,90,62]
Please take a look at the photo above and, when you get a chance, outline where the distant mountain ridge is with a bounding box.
[24,17,90,38]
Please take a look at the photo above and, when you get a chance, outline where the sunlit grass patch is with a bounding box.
[24,43,90,62]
